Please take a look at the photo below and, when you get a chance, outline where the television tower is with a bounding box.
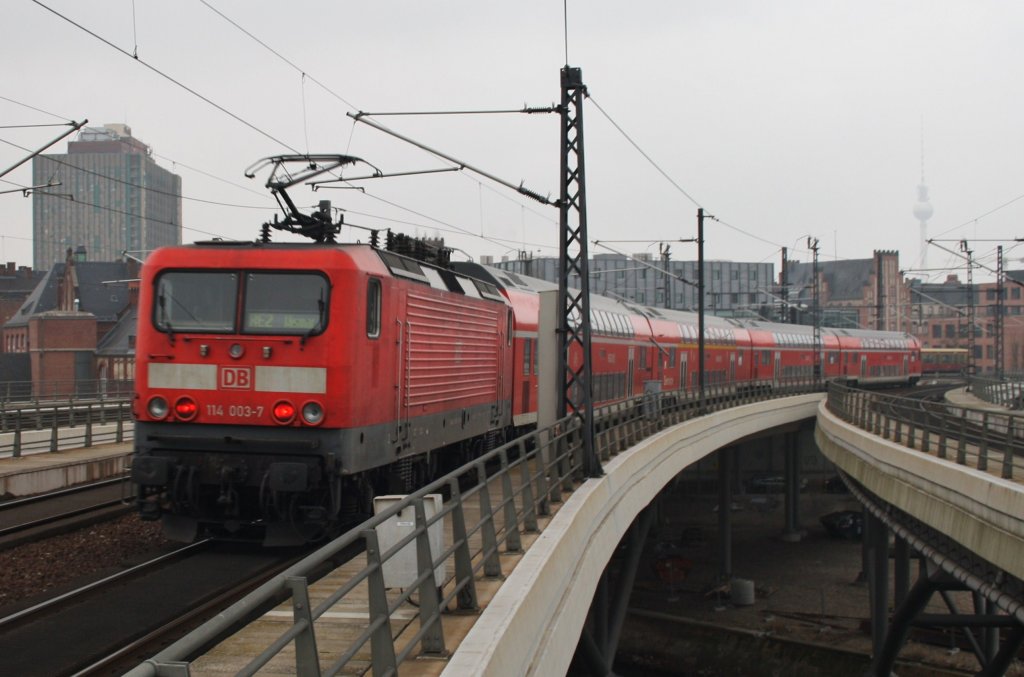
[912,126,934,271]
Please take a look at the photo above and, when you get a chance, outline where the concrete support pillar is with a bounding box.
[781,432,804,542]
[893,536,910,608]
[718,446,733,582]
[865,511,890,660]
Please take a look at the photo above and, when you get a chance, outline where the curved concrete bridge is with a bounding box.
[443,393,823,676]
[446,392,1024,676]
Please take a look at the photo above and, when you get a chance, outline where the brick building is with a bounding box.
[784,251,909,332]
[2,248,137,397]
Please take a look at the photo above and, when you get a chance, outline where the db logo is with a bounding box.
[219,366,253,390]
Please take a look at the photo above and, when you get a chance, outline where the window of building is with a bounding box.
[945,324,955,338]
[932,324,941,338]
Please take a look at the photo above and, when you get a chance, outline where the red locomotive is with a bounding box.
[130,156,922,544]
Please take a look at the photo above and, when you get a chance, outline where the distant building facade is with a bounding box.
[908,272,1024,375]
[485,253,775,318]
[3,248,137,397]
[32,124,181,270]
[785,251,909,332]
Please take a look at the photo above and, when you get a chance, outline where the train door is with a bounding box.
[393,294,410,445]
[903,355,908,377]
[774,351,781,388]
[860,354,868,380]
[679,351,688,393]
[628,347,635,396]
[492,309,509,426]
[729,353,736,384]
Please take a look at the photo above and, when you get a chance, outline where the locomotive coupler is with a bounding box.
[216,463,248,507]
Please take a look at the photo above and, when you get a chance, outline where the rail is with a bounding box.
[826,382,1024,480]
[0,399,132,457]
[125,376,821,677]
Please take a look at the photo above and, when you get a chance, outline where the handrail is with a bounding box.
[125,376,825,677]
[0,399,132,457]
[0,378,134,404]
[826,382,1024,480]
[969,375,1024,410]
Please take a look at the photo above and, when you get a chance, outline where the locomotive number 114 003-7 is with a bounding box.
[205,404,265,418]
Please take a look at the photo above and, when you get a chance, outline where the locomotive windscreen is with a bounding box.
[242,272,328,334]
[153,270,328,335]
[155,271,237,332]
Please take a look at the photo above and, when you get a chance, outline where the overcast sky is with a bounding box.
[2,1,1022,281]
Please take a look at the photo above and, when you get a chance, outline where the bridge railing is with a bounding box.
[827,382,1024,480]
[968,375,1024,410]
[126,376,822,677]
[0,399,133,457]
[0,378,134,403]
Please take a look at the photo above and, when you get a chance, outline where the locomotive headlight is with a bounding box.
[229,343,245,359]
[147,396,169,420]
[174,396,198,421]
[301,401,324,425]
[272,400,296,424]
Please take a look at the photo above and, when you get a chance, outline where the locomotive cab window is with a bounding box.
[154,271,238,333]
[242,272,329,335]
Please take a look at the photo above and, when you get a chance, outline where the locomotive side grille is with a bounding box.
[405,291,501,408]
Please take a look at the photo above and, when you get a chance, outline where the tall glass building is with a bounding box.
[32,124,181,269]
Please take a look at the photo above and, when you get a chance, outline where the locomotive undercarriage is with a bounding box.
[132,403,514,546]
[132,422,345,545]
[133,448,336,545]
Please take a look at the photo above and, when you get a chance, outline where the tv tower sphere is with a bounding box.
[913,184,934,221]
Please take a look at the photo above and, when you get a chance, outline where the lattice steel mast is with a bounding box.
[962,240,976,378]
[557,66,600,478]
[996,245,1005,379]
[808,237,821,381]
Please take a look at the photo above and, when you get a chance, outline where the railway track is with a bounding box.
[0,477,134,550]
[0,539,312,677]
[865,383,1020,465]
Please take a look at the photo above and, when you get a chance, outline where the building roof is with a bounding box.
[3,260,132,329]
[96,307,136,357]
[4,265,62,328]
[787,258,876,302]
[908,277,973,307]
[71,261,132,322]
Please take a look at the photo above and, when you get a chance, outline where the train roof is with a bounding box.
[150,241,510,305]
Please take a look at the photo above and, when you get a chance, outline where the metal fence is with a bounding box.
[968,376,1024,410]
[0,379,135,404]
[827,382,1024,480]
[0,398,133,457]
[125,377,822,677]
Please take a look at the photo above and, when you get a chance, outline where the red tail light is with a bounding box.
[174,396,198,421]
[273,401,296,424]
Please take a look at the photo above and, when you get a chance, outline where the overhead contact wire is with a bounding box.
[30,0,301,154]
